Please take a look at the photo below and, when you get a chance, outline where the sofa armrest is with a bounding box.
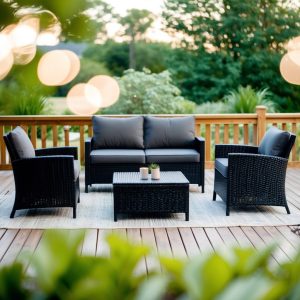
[85,138,92,166]
[215,144,258,158]
[35,147,78,159]
[195,137,205,154]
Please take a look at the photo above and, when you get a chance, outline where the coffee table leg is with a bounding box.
[114,212,117,222]
[185,212,189,221]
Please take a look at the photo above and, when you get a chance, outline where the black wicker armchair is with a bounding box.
[3,127,80,218]
[213,127,296,216]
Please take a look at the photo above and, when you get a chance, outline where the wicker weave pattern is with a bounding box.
[213,142,293,216]
[215,144,258,158]
[228,154,288,207]
[4,133,80,218]
[113,172,189,221]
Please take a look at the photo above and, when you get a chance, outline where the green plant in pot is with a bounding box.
[149,163,160,180]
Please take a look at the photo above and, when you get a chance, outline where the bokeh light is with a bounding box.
[66,83,102,115]
[88,75,120,108]
[0,33,14,80]
[38,50,80,86]
[286,36,300,52]
[280,52,300,85]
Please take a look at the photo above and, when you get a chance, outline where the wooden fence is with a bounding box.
[0,106,299,170]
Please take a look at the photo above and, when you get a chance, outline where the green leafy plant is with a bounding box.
[149,163,159,170]
[1,230,300,300]
[224,86,276,113]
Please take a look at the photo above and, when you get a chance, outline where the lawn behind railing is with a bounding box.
[0,106,299,170]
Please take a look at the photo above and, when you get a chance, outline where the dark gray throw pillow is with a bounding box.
[258,126,291,157]
[92,116,144,149]
[144,116,195,149]
[10,126,35,159]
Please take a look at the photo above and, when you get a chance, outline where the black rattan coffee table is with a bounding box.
[113,171,189,221]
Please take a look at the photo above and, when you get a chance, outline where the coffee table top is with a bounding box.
[113,171,189,185]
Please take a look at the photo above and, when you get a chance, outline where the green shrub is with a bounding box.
[2,230,300,300]
[104,69,196,115]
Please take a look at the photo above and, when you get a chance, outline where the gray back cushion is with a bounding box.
[10,126,35,159]
[144,116,195,148]
[258,126,291,157]
[92,116,144,149]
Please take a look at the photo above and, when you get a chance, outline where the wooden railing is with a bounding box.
[0,106,299,170]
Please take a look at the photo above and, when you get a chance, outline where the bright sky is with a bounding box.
[104,0,172,43]
[106,0,164,15]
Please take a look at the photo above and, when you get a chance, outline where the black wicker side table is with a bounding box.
[113,171,190,221]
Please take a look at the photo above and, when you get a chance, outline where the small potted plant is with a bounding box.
[149,163,160,180]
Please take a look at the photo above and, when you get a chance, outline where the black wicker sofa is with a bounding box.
[213,126,296,216]
[85,116,205,193]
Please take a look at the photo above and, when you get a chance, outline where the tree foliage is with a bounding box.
[83,40,173,76]
[104,69,195,114]
[163,0,300,110]
[119,9,155,69]
[0,0,113,42]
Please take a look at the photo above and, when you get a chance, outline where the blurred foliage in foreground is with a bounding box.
[104,69,195,115]
[1,230,300,300]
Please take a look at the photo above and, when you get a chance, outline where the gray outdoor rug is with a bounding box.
[0,185,299,229]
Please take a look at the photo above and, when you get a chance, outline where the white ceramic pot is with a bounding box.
[151,168,160,180]
[140,167,149,180]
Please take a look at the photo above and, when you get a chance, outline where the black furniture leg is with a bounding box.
[114,212,117,222]
[202,185,205,193]
[85,185,88,193]
[226,205,230,216]
[285,204,291,214]
[10,209,16,218]
[213,191,216,201]
[73,206,76,218]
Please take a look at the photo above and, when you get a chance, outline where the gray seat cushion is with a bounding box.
[90,149,146,164]
[215,158,228,178]
[74,160,80,179]
[10,126,35,159]
[145,149,200,163]
[92,116,144,149]
[258,126,291,157]
[144,116,195,149]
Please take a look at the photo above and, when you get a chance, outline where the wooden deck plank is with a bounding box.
[154,228,172,256]
[178,227,200,257]
[216,227,239,247]
[191,227,214,253]
[1,229,31,265]
[204,228,225,250]
[81,229,98,256]
[96,229,111,257]
[0,229,18,262]
[166,228,187,258]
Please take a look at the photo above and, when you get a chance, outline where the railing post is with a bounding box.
[256,106,267,144]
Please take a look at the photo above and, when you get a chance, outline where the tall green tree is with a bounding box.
[119,9,155,69]
[163,0,300,110]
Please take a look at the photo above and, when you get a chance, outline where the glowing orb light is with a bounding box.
[66,83,102,115]
[280,52,300,85]
[0,33,14,80]
[37,50,80,86]
[88,75,120,108]
[286,36,300,52]
[9,24,37,48]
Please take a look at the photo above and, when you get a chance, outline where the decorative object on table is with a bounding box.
[139,167,149,180]
[85,116,205,193]
[149,163,160,180]
[3,126,80,218]
[113,171,190,222]
[213,126,296,216]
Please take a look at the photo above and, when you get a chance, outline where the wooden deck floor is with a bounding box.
[0,169,300,267]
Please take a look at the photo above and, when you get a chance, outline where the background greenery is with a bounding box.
[1,0,300,115]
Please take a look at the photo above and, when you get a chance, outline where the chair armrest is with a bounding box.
[195,137,205,154]
[215,144,258,158]
[12,156,76,184]
[35,147,78,159]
